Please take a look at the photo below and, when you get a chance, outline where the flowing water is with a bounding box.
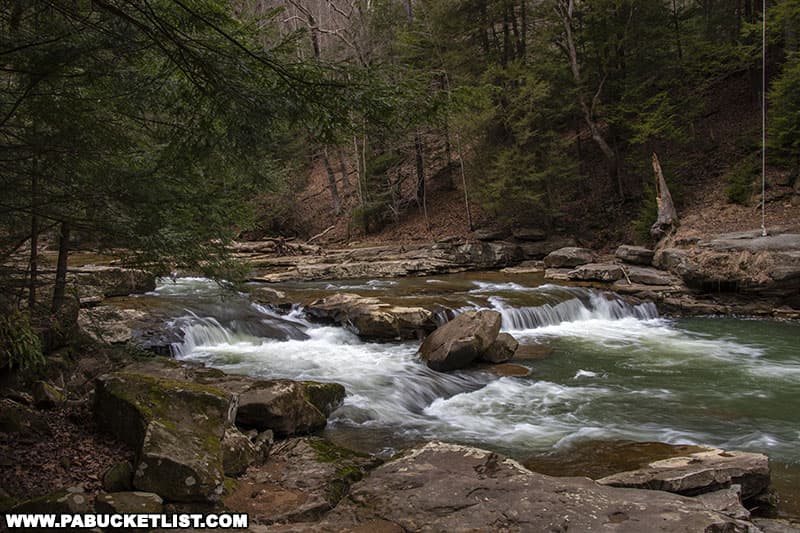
[137,273,800,515]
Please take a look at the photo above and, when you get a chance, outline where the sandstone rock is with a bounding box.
[94,371,233,501]
[477,363,531,377]
[512,227,547,241]
[223,437,378,524]
[624,265,676,286]
[544,247,596,268]
[568,263,624,282]
[305,293,437,341]
[696,485,750,521]
[95,491,163,514]
[514,343,554,360]
[222,427,259,476]
[301,442,755,532]
[597,448,770,500]
[418,310,502,371]
[32,380,65,409]
[616,245,655,265]
[102,461,134,492]
[501,260,544,274]
[518,236,578,259]
[544,268,572,281]
[753,518,800,532]
[12,486,92,515]
[481,332,519,364]
[78,306,147,344]
[236,380,328,437]
[302,382,346,417]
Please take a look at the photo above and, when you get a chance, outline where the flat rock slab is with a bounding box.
[569,263,624,282]
[292,442,755,532]
[597,448,770,500]
[624,265,678,286]
[616,245,655,265]
[544,247,596,268]
[704,233,800,252]
[223,437,378,525]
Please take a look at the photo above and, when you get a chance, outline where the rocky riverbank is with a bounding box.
[4,352,798,532]
[237,226,800,319]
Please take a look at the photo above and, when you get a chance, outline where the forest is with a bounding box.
[2,1,800,530]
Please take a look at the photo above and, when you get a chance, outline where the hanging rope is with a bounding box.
[761,0,767,237]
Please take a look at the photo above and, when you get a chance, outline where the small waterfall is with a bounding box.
[171,313,241,357]
[486,290,658,330]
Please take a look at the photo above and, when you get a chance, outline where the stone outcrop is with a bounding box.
[616,245,655,265]
[248,241,524,282]
[568,262,624,282]
[287,442,757,532]
[418,310,502,371]
[94,371,233,501]
[305,293,437,341]
[597,448,770,501]
[481,332,518,363]
[92,358,346,502]
[519,236,578,259]
[543,247,596,268]
[223,437,379,524]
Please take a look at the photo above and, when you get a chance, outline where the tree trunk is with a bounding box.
[323,148,341,215]
[414,132,430,229]
[650,153,679,240]
[28,172,38,309]
[558,0,620,198]
[337,148,350,192]
[52,221,70,314]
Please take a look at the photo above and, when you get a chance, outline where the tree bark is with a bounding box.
[337,148,350,192]
[51,221,70,314]
[414,131,430,229]
[650,153,679,240]
[322,148,341,215]
[28,172,38,309]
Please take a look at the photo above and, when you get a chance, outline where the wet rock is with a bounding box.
[568,263,624,282]
[236,380,328,437]
[616,245,655,265]
[12,486,92,515]
[94,371,233,501]
[223,437,378,524]
[306,293,437,341]
[481,332,519,364]
[95,491,163,514]
[477,363,531,377]
[418,310,502,371]
[514,344,554,361]
[301,442,754,532]
[543,246,596,268]
[302,382,346,417]
[501,260,544,274]
[624,265,677,286]
[597,448,770,500]
[222,427,259,476]
[102,461,134,492]
[32,380,65,409]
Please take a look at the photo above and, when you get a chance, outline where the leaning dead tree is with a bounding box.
[650,152,679,240]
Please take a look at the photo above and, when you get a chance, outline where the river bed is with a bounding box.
[134,273,800,516]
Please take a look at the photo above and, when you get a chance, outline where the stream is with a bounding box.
[135,273,800,515]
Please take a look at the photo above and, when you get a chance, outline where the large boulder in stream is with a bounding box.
[93,359,347,502]
[280,442,756,532]
[418,310,505,371]
[543,246,596,268]
[305,293,437,341]
[94,371,233,501]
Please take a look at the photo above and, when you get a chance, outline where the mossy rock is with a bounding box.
[102,461,134,492]
[94,491,163,514]
[221,427,258,476]
[303,381,346,416]
[93,371,234,502]
[0,399,50,436]
[12,486,92,515]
